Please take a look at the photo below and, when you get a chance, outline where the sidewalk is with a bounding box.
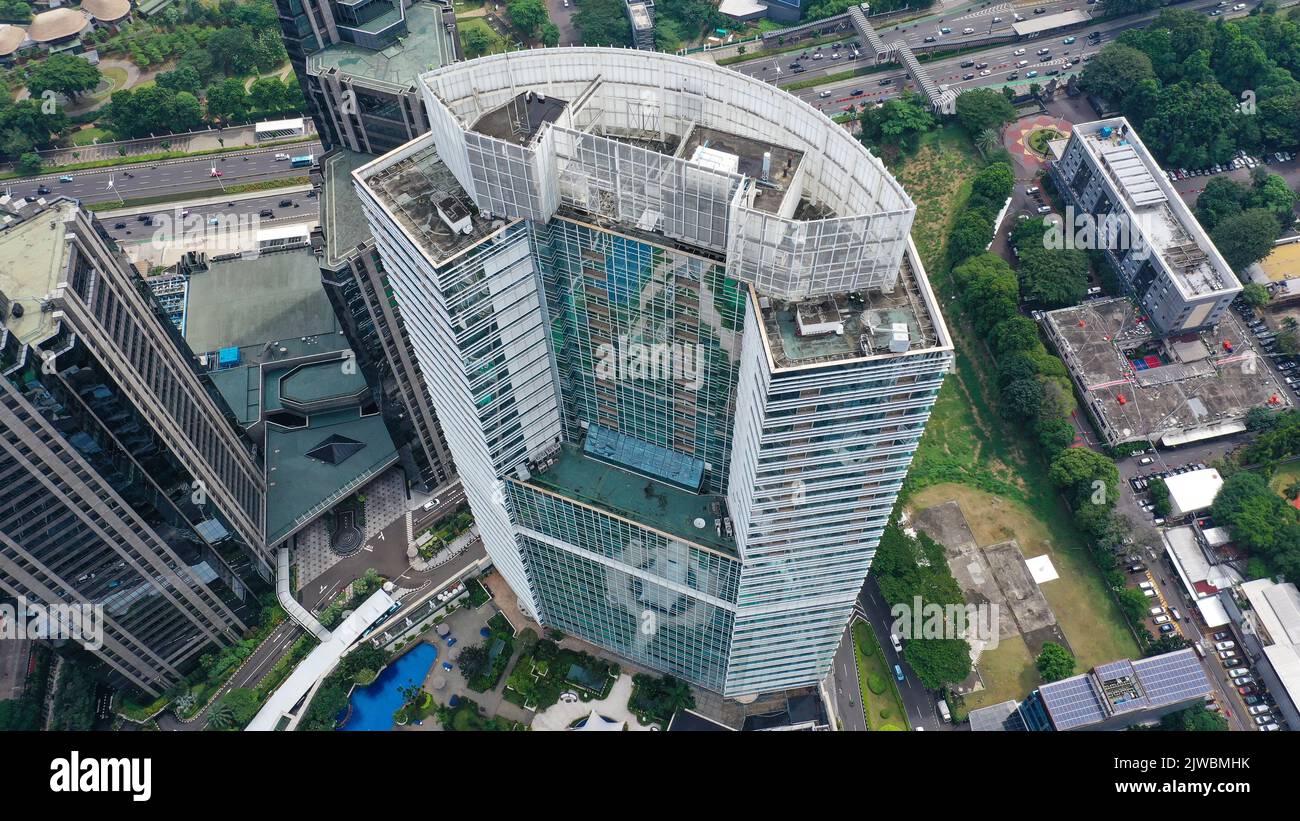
[34,120,317,167]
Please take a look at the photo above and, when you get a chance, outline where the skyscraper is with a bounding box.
[275,0,458,153]
[0,198,269,696]
[354,49,952,697]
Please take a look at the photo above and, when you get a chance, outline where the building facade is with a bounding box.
[0,198,269,696]
[354,49,951,697]
[276,0,458,154]
[1051,117,1241,335]
[316,150,455,491]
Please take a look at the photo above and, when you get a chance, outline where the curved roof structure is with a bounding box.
[81,0,132,23]
[29,8,90,43]
[0,24,27,56]
[417,47,917,300]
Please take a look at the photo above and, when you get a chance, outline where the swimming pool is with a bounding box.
[339,642,438,731]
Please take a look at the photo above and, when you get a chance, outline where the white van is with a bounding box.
[936,698,952,723]
[1139,581,1154,590]
[1149,606,1164,617]
[890,633,903,653]
[1154,614,1169,624]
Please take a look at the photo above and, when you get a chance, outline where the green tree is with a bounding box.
[508,0,550,35]
[954,88,1016,136]
[463,25,494,57]
[1049,446,1119,509]
[248,77,287,114]
[205,78,250,124]
[903,638,972,691]
[1241,281,1271,308]
[27,54,102,101]
[1211,208,1282,271]
[17,152,41,175]
[541,22,561,47]
[1078,44,1157,106]
[1035,642,1075,683]
[572,0,632,46]
[1001,377,1045,422]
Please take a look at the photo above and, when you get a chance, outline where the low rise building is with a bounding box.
[1051,118,1240,335]
[1039,297,1288,447]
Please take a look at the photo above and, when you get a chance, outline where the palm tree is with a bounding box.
[206,702,235,731]
[976,127,1002,158]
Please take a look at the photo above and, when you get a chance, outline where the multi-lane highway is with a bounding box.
[96,188,319,247]
[5,141,323,206]
[727,0,1253,116]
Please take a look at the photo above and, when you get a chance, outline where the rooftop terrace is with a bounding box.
[183,248,339,355]
[0,198,76,346]
[321,149,376,266]
[521,442,737,556]
[472,91,569,147]
[307,2,455,93]
[356,135,505,262]
[1041,297,1288,445]
[680,125,803,216]
[756,250,943,369]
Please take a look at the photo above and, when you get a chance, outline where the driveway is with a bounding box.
[540,0,580,45]
[530,673,655,730]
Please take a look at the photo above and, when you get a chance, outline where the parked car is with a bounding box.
[1159,623,1175,633]
[1249,704,1272,715]
[1233,675,1256,686]
[1228,667,1250,677]
[1216,640,1236,651]
[1254,714,1275,725]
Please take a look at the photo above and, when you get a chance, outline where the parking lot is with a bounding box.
[1116,451,1288,731]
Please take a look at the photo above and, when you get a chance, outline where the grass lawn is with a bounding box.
[909,484,1138,673]
[852,620,910,731]
[459,18,510,55]
[1266,462,1300,498]
[958,635,1038,713]
[879,123,1138,707]
[72,127,114,146]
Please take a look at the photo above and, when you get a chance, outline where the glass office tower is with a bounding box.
[355,49,953,697]
[0,199,269,696]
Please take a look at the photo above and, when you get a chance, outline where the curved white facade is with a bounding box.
[419,47,916,301]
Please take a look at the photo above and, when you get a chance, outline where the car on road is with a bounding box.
[1036,204,1051,213]
[924,35,936,42]
[890,633,903,652]
[279,199,293,208]
[1233,2,1247,8]
[940,27,951,34]
[113,222,126,229]
[1014,48,1026,56]
[992,16,1002,22]
[1026,70,1039,78]
[1034,6,1046,13]
[274,153,290,161]
[1037,47,1051,55]
[1063,36,1076,44]
[963,27,975,34]
[259,208,274,217]
[894,664,905,681]
[36,185,50,194]
[58,175,73,183]
[879,77,893,85]
[820,90,832,98]
[961,60,975,68]
[851,89,864,96]
[1007,72,1019,79]
[210,170,222,178]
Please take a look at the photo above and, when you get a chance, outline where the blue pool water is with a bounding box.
[339,642,438,731]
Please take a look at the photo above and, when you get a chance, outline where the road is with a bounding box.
[7,141,323,206]
[727,0,1253,117]
[99,189,320,246]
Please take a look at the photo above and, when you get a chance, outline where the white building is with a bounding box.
[353,48,952,698]
[1163,468,1223,517]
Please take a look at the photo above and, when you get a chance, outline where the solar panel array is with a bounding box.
[1040,649,1211,730]
[1038,675,1106,731]
[1133,649,1213,707]
[1099,143,1167,208]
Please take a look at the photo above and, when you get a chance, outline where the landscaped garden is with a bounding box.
[502,632,619,710]
[851,620,910,731]
[415,503,474,561]
[459,612,517,692]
